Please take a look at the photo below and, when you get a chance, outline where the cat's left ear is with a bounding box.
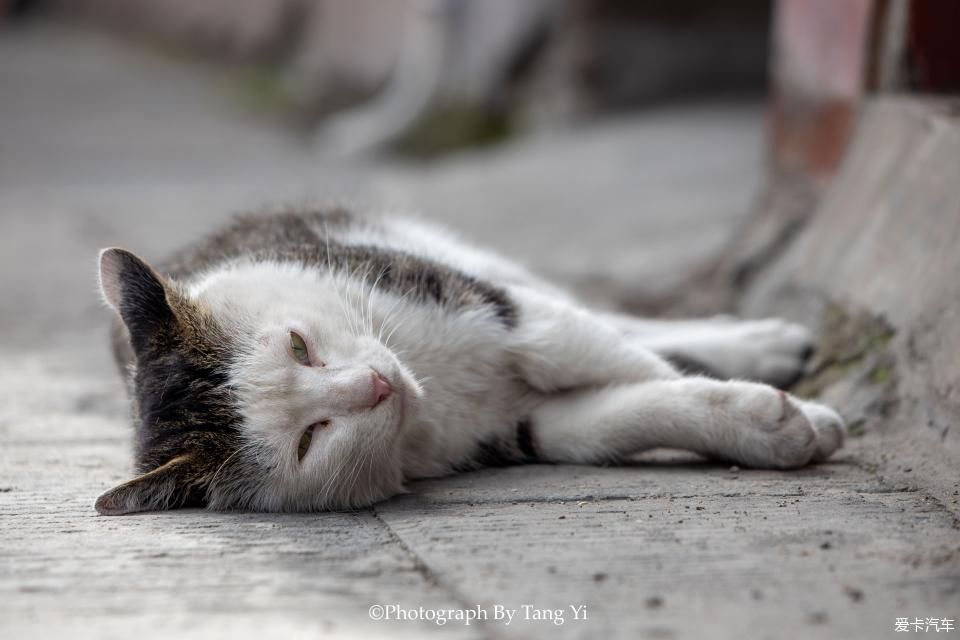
[95,456,205,515]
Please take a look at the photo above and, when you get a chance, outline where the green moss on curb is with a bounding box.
[791,304,899,439]
[847,419,867,438]
[389,103,515,159]
[792,303,896,400]
[222,64,295,116]
[868,364,893,385]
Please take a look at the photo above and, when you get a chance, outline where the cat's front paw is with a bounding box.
[717,383,845,469]
[724,384,819,469]
[794,398,846,462]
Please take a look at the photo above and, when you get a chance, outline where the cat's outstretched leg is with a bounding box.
[599,312,816,388]
[526,378,845,468]
[507,286,680,392]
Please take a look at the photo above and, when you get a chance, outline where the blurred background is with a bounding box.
[0,0,957,340]
[0,0,777,339]
[2,2,960,638]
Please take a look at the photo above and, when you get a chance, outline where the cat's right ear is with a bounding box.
[99,248,176,353]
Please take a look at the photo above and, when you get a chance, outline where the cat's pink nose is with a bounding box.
[371,370,393,407]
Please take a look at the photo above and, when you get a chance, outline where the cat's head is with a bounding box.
[95,248,422,514]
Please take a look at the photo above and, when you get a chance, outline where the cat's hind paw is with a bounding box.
[728,319,816,388]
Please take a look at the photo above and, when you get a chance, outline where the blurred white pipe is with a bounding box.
[314,0,448,157]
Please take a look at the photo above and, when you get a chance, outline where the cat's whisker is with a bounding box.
[356,266,371,337]
[318,442,354,501]
[382,311,412,351]
[362,264,380,337]
[358,264,374,337]
[322,225,357,339]
[376,284,418,345]
[339,274,362,339]
[347,263,373,338]
[335,271,357,338]
[343,446,369,502]
[208,439,256,494]
[322,225,366,341]
[354,449,379,504]
[344,280,362,338]
[366,266,389,338]
[380,297,419,350]
[346,269,362,338]
[376,296,402,345]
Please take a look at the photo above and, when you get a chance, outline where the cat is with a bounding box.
[95,207,845,515]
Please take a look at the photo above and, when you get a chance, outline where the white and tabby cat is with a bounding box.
[95,208,844,515]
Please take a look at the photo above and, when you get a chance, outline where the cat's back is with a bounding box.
[160,207,359,280]
[162,206,552,295]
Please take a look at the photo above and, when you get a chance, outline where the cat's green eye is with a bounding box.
[290,331,310,365]
[297,424,314,461]
[297,420,329,462]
